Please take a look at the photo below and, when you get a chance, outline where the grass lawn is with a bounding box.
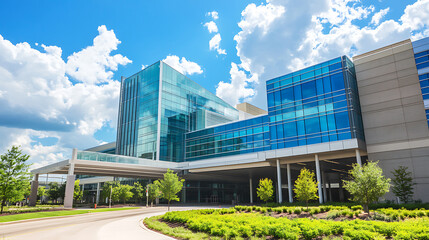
[0,207,140,223]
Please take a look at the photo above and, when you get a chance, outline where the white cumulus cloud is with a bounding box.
[209,33,227,55]
[207,11,219,20]
[162,55,203,75]
[65,25,131,84]
[204,21,218,33]
[371,7,390,25]
[217,0,429,109]
[0,25,130,168]
[216,63,258,106]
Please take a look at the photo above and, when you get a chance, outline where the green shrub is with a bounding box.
[351,205,363,211]
[294,208,302,215]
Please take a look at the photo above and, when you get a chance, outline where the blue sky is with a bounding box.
[0,0,428,168]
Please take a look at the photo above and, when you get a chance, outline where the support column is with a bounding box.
[339,176,345,202]
[197,181,201,203]
[249,177,253,204]
[356,149,362,166]
[322,171,327,203]
[328,180,332,202]
[276,159,282,203]
[64,148,77,209]
[96,182,100,204]
[29,174,39,206]
[315,154,323,204]
[287,163,293,203]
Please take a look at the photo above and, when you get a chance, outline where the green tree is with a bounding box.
[0,146,32,214]
[294,168,318,210]
[147,182,161,207]
[155,169,184,211]
[74,179,83,202]
[343,161,390,213]
[256,178,274,203]
[101,181,119,204]
[47,182,61,203]
[132,182,145,204]
[38,186,46,203]
[391,166,415,203]
[112,184,134,204]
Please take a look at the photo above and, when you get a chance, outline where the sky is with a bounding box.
[0,0,428,169]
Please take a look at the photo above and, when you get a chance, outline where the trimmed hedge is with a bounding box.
[160,208,429,240]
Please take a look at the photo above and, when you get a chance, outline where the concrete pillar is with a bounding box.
[328,180,332,202]
[96,182,100,204]
[29,174,39,206]
[287,163,293,203]
[197,181,201,203]
[182,183,187,204]
[315,154,323,204]
[249,177,253,204]
[276,159,282,203]
[64,149,77,209]
[339,177,345,202]
[356,149,362,166]
[322,171,327,203]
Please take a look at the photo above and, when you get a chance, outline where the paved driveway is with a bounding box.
[0,206,213,240]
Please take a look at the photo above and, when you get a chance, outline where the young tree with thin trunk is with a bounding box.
[343,161,390,213]
[155,169,184,211]
[391,166,415,203]
[0,146,31,214]
[147,182,161,207]
[256,178,274,203]
[47,182,61,204]
[294,168,318,210]
[74,179,83,202]
[38,186,46,204]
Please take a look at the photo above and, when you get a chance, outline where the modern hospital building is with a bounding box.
[31,37,429,207]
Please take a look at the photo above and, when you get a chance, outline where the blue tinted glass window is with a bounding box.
[331,73,345,91]
[301,80,317,99]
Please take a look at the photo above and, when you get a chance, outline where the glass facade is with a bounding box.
[185,115,270,161]
[116,62,160,159]
[116,61,239,162]
[412,37,429,126]
[185,56,364,161]
[266,56,364,149]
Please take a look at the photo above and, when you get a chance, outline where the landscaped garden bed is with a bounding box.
[144,205,429,240]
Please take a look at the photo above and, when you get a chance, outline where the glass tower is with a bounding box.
[116,61,239,162]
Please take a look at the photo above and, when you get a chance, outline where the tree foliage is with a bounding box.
[132,182,145,203]
[343,161,390,213]
[0,146,32,213]
[256,178,274,203]
[74,179,83,201]
[147,182,161,206]
[47,182,61,203]
[155,169,184,211]
[294,168,318,209]
[112,184,134,204]
[391,166,415,203]
[101,181,119,203]
[38,186,46,203]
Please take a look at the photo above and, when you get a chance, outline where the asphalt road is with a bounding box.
[0,207,189,240]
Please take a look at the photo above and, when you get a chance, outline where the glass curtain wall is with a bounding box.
[185,115,270,161]
[117,62,160,159]
[412,37,429,126]
[266,56,364,149]
[159,62,239,162]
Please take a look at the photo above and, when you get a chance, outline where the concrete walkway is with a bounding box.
[0,206,209,240]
